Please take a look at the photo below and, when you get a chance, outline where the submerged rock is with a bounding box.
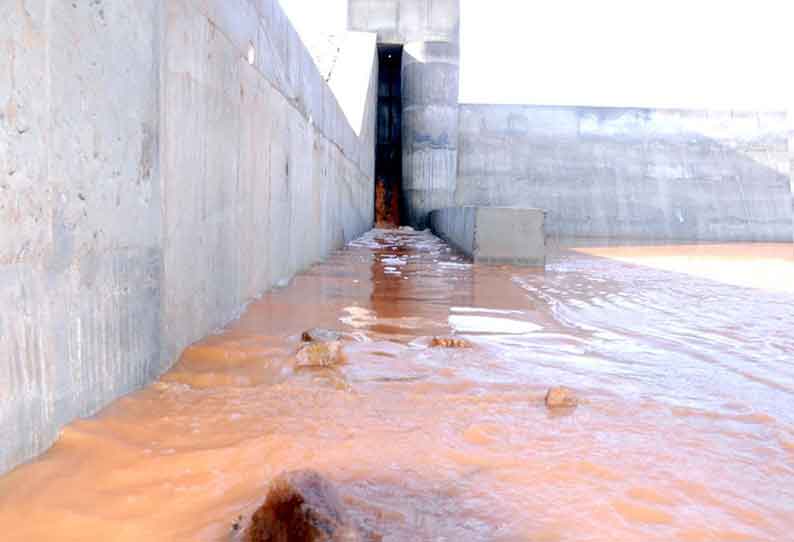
[430,337,472,349]
[293,366,352,392]
[545,386,578,409]
[296,341,346,368]
[243,470,361,542]
[301,328,345,343]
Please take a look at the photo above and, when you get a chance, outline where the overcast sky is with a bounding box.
[279,0,792,111]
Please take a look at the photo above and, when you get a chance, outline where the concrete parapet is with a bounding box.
[430,206,546,266]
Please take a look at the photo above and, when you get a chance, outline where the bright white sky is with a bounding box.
[279,0,792,110]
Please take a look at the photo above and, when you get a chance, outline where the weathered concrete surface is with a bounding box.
[457,105,792,241]
[402,40,460,228]
[430,206,477,256]
[349,0,461,229]
[1,0,376,474]
[348,0,460,45]
[160,0,377,364]
[789,110,794,241]
[0,0,162,474]
[430,206,546,266]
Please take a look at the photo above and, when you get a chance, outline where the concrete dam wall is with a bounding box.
[0,0,376,473]
[457,105,792,241]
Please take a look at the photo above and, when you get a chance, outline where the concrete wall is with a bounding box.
[1,0,162,474]
[328,32,379,139]
[402,40,460,228]
[790,110,794,241]
[160,0,377,363]
[429,206,477,256]
[457,105,792,241]
[0,0,377,474]
[348,0,460,45]
[349,0,460,228]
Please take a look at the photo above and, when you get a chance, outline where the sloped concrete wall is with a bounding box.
[457,105,792,241]
[160,0,377,363]
[1,0,162,474]
[1,0,376,474]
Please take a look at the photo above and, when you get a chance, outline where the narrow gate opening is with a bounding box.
[374,45,403,227]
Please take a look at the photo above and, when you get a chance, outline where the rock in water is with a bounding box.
[295,341,346,368]
[545,386,578,409]
[301,329,344,343]
[244,470,360,542]
[430,337,472,349]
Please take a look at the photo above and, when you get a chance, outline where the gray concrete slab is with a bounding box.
[348,0,460,45]
[1,0,162,474]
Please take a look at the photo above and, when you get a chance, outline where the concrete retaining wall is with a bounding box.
[457,105,792,241]
[0,0,376,474]
[160,0,377,364]
[1,0,163,476]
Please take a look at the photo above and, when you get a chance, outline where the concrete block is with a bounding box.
[430,206,546,267]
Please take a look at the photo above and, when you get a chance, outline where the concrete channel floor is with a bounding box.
[0,229,793,541]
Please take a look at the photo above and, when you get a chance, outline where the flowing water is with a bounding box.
[1,229,793,541]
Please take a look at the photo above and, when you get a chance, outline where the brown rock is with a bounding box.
[244,470,360,542]
[430,337,472,349]
[301,329,345,343]
[295,341,346,368]
[545,386,578,409]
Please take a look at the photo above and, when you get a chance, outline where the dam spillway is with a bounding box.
[1,229,793,540]
[2,0,794,539]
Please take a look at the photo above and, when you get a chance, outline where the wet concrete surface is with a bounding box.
[1,229,793,541]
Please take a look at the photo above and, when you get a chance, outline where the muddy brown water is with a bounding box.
[1,229,793,541]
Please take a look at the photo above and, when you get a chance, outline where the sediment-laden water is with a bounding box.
[1,229,793,541]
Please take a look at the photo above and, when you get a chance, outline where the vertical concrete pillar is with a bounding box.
[402,40,460,228]
[348,0,461,229]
